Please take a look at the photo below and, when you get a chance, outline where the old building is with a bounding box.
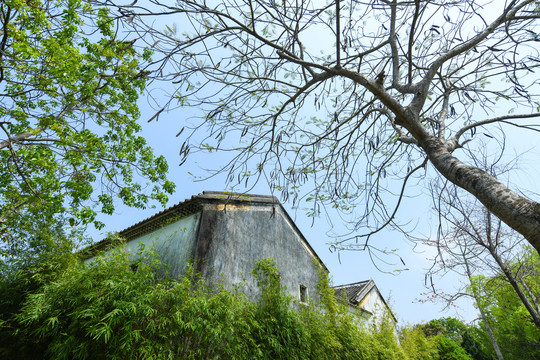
[84,191,396,324]
[335,280,397,325]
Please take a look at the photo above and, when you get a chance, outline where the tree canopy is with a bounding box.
[0,0,175,256]
[100,0,540,254]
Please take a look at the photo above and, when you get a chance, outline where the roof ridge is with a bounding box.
[333,279,371,289]
[82,190,283,258]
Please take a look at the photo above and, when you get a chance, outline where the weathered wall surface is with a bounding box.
[359,287,394,326]
[86,193,325,304]
[125,213,201,278]
[195,203,322,301]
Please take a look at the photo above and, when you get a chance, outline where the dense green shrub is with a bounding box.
[3,247,460,359]
[400,318,486,360]
[16,247,258,359]
[0,226,79,360]
[400,327,439,360]
[435,336,473,360]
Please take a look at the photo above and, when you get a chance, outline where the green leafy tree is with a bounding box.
[400,326,440,360]
[0,0,174,257]
[471,248,540,360]
[428,318,468,343]
[460,328,493,360]
[401,318,486,360]
[435,336,473,360]
[431,318,492,360]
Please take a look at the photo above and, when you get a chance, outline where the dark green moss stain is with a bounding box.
[195,209,220,275]
[194,205,322,301]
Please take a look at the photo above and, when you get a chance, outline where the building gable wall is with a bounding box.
[195,202,322,301]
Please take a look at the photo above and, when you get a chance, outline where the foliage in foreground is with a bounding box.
[0,247,521,360]
[0,0,175,261]
[401,318,492,360]
[0,227,78,359]
[470,247,540,360]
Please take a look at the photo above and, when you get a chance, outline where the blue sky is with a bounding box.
[88,96,485,326]
[87,0,540,326]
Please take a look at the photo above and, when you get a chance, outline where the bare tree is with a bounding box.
[420,178,540,358]
[101,0,540,253]
[423,174,540,328]
[426,231,506,360]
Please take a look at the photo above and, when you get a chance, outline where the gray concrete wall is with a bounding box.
[195,202,322,302]
[86,196,324,304]
[124,212,201,278]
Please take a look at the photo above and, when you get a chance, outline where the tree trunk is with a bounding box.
[422,137,540,255]
[465,256,505,360]
[489,247,540,329]
[477,304,505,360]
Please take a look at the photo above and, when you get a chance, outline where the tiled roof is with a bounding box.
[81,191,279,256]
[80,191,328,273]
[334,280,398,322]
[334,280,375,306]
[119,191,279,241]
